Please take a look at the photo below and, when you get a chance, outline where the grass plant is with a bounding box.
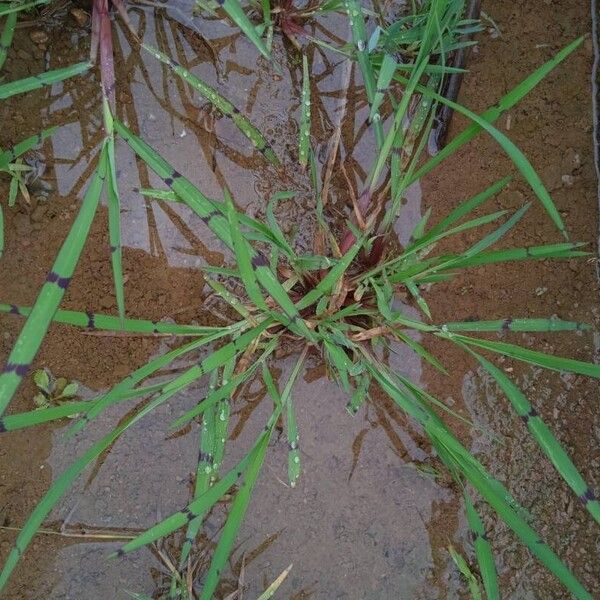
[0,0,598,598]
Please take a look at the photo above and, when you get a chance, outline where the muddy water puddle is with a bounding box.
[1,0,599,598]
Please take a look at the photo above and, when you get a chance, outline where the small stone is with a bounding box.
[70,8,89,28]
[561,148,581,174]
[566,499,574,517]
[29,30,48,45]
[561,174,574,187]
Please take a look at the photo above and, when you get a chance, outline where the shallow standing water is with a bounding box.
[1,0,599,598]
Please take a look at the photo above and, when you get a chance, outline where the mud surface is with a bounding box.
[0,0,599,598]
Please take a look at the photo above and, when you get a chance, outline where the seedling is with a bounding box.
[32,368,79,411]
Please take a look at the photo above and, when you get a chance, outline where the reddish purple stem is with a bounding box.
[91,0,116,113]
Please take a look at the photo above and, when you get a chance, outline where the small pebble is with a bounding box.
[70,8,89,27]
[561,148,581,174]
[29,30,48,45]
[561,174,574,187]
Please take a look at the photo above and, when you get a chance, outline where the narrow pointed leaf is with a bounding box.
[443,317,590,333]
[287,393,300,487]
[0,61,90,100]
[217,0,271,60]
[170,337,278,428]
[0,127,58,170]
[0,10,17,70]
[200,433,270,600]
[141,44,277,163]
[0,302,222,335]
[369,53,397,123]
[114,122,314,340]
[225,191,269,312]
[179,370,219,567]
[407,37,584,186]
[67,327,240,436]
[0,147,107,417]
[256,564,293,600]
[444,243,588,271]
[464,493,499,600]
[0,0,49,17]
[448,545,482,600]
[452,334,600,378]
[366,360,592,600]
[299,54,311,168]
[345,0,383,147]
[423,177,511,241]
[471,352,600,526]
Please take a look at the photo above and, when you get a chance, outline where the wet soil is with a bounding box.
[419,1,600,597]
[0,0,599,598]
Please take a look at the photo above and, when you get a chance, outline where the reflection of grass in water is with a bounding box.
[0,0,598,598]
